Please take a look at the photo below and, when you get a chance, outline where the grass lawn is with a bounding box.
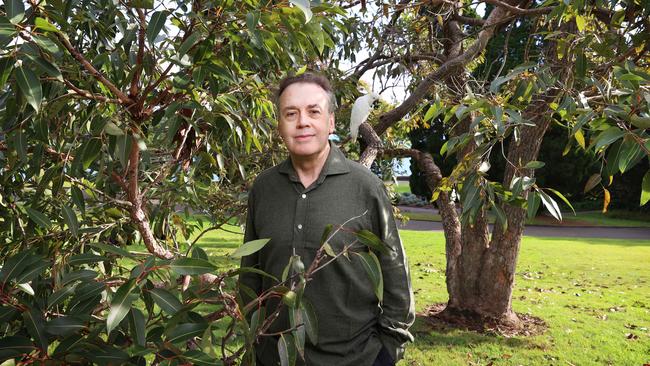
[189,225,650,365]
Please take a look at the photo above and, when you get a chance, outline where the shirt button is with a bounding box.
[297,224,303,230]
[301,194,306,199]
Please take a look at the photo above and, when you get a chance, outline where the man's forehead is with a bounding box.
[279,82,329,108]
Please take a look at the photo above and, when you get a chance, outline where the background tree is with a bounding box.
[347,0,649,329]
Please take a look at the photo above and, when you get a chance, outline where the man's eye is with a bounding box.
[309,110,320,115]
[286,112,296,118]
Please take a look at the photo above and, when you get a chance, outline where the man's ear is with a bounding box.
[328,113,335,134]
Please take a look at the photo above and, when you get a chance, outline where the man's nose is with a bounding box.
[297,112,310,127]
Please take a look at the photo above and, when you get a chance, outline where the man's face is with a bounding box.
[278,82,335,160]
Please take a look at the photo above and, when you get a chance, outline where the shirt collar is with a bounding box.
[278,141,351,183]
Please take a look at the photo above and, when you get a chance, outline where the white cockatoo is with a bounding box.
[350,92,381,142]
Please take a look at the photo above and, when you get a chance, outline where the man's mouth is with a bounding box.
[295,134,314,140]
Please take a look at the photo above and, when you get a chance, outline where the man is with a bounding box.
[239,73,414,366]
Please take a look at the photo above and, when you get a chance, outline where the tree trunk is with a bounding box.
[442,95,557,327]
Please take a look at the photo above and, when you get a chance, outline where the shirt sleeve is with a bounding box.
[238,188,262,307]
[373,182,415,362]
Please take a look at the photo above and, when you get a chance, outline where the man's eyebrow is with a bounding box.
[307,104,322,109]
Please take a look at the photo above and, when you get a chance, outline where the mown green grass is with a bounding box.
[403,231,650,366]
[187,225,650,365]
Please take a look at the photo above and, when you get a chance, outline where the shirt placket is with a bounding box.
[292,184,309,250]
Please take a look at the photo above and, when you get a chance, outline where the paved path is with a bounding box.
[396,206,650,240]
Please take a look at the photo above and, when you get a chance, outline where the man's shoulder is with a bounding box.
[251,164,284,188]
[345,158,382,185]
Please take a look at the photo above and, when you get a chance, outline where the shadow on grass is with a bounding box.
[529,236,650,247]
[411,316,537,350]
[195,237,241,249]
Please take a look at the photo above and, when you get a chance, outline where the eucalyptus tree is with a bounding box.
[347,0,649,329]
[0,0,355,364]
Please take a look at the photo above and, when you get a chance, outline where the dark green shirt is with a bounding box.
[240,143,414,366]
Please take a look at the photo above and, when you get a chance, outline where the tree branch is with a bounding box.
[55,33,133,105]
[372,0,517,137]
[482,0,553,16]
[63,80,120,103]
[129,8,147,99]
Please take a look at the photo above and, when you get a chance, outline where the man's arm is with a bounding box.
[239,189,263,307]
[373,182,415,362]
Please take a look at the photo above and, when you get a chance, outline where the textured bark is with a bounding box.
[125,140,175,260]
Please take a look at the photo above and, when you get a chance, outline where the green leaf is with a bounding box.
[89,242,136,259]
[106,279,138,335]
[71,186,85,213]
[62,205,79,237]
[45,316,86,336]
[423,101,443,122]
[182,350,216,366]
[25,207,52,228]
[34,17,59,32]
[128,308,146,347]
[527,191,541,220]
[354,251,383,302]
[355,230,390,255]
[13,258,49,284]
[0,249,40,283]
[232,267,278,282]
[86,344,130,364]
[320,224,334,245]
[191,246,209,260]
[289,0,312,23]
[32,35,59,53]
[289,308,305,359]
[170,257,217,275]
[23,307,48,351]
[149,288,183,314]
[68,253,106,266]
[0,336,35,361]
[547,188,575,215]
[250,307,265,336]
[0,306,18,323]
[617,140,642,174]
[52,334,84,355]
[15,66,42,112]
[322,242,336,257]
[229,238,270,258]
[130,0,153,9]
[0,58,14,88]
[575,14,586,32]
[28,55,63,82]
[641,170,650,206]
[6,0,25,24]
[61,269,97,285]
[524,161,545,169]
[583,173,602,193]
[104,121,124,136]
[300,299,318,345]
[166,322,208,343]
[278,333,297,366]
[147,11,167,43]
[539,190,562,221]
[47,285,76,309]
[592,127,625,151]
[179,32,202,56]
